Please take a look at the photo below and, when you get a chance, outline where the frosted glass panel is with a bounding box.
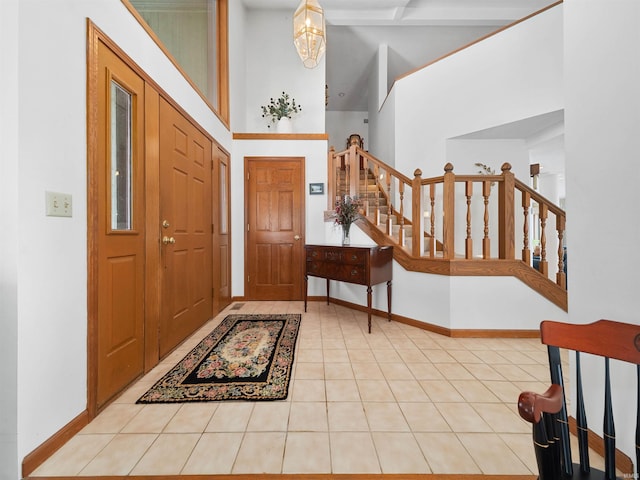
[219,161,228,234]
[110,81,133,231]
[130,0,218,108]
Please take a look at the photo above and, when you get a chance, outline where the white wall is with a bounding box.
[446,139,530,179]
[13,0,636,473]
[565,0,640,463]
[450,276,566,330]
[321,225,566,331]
[243,9,325,133]
[325,111,368,153]
[0,0,19,477]
[446,139,530,259]
[231,4,327,298]
[378,5,563,179]
[230,139,329,297]
[345,4,568,335]
[367,49,396,166]
[528,130,565,201]
[10,0,232,471]
[229,0,247,132]
[17,2,90,463]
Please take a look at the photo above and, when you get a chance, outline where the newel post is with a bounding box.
[411,169,424,257]
[348,143,358,198]
[327,146,336,209]
[498,162,515,259]
[442,163,455,259]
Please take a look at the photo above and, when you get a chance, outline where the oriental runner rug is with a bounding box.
[137,313,301,403]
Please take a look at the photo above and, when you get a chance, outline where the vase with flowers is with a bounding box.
[261,92,302,132]
[333,195,361,245]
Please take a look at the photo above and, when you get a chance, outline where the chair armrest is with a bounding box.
[518,384,563,424]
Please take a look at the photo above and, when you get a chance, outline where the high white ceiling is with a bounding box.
[241,0,556,111]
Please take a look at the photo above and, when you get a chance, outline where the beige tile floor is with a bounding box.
[30,300,608,477]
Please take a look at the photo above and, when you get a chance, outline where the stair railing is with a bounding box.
[516,178,567,289]
[329,145,567,293]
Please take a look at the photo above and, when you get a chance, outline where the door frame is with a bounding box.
[213,147,232,313]
[244,156,306,300]
[87,23,161,417]
[87,22,230,417]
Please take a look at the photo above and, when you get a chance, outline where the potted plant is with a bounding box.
[261,92,301,132]
[333,195,361,245]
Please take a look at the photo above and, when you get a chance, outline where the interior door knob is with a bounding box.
[294,235,301,240]
[162,236,176,245]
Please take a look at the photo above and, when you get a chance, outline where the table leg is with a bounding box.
[387,280,392,322]
[326,278,330,305]
[304,274,308,312]
[367,285,372,333]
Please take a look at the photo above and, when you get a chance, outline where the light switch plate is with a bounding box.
[45,191,72,217]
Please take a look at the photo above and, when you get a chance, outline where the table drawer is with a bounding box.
[341,250,366,265]
[306,260,331,276]
[306,261,366,284]
[336,265,366,284]
[306,247,366,266]
[306,248,323,261]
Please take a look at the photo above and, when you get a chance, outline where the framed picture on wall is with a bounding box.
[309,183,324,195]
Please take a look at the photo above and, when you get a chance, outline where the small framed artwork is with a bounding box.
[309,183,324,195]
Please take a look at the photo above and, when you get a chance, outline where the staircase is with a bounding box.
[336,166,442,254]
[328,144,568,311]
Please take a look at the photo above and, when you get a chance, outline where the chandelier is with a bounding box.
[293,0,326,69]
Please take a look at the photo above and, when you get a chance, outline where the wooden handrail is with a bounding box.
[329,145,568,310]
[515,178,565,217]
[331,146,412,186]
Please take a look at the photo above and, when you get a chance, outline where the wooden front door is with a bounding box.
[213,147,232,313]
[159,98,213,357]
[95,41,146,408]
[245,157,305,300]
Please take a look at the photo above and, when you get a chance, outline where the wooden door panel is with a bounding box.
[246,158,305,300]
[95,42,146,408]
[278,244,294,284]
[173,249,189,311]
[218,244,229,294]
[191,246,207,307]
[255,244,273,285]
[190,178,205,233]
[99,254,142,392]
[159,98,213,357]
[212,149,231,313]
[172,169,189,234]
[106,256,138,342]
[278,191,294,230]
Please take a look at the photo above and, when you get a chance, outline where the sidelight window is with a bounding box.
[110,81,133,231]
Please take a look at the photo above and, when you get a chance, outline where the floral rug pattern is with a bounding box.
[137,314,301,403]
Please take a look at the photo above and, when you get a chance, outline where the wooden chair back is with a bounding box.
[518,319,640,479]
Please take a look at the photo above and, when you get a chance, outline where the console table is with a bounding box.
[304,244,393,333]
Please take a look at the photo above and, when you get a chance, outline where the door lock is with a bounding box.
[162,220,170,228]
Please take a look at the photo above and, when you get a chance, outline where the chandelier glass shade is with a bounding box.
[293,0,326,69]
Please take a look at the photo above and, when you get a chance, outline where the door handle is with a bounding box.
[162,236,176,245]
[294,235,301,240]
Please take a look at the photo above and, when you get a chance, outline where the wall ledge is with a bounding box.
[233,132,328,140]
